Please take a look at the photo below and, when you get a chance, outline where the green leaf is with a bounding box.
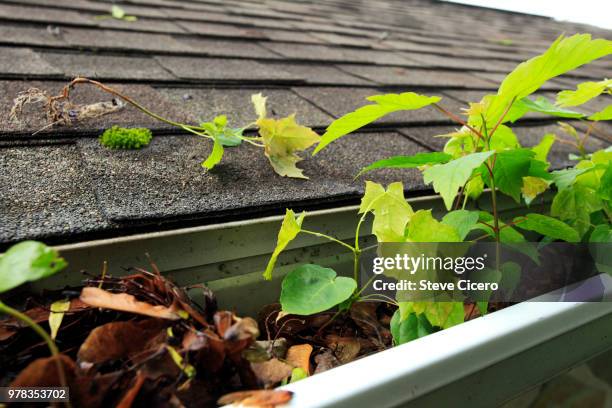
[407,210,461,242]
[412,302,464,329]
[359,181,413,242]
[199,116,243,147]
[487,149,535,202]
[551,165,605,190]
[509,96,585,121]
[314,92,441,155]
[521,176,549,204]
[357,152,452,177]
[465,174,484,200]
[556,79,612,107]
[476,301,488,315]
[598,164,612,201]
[390,309,435,345]
[551,185,603,237]
[499,262,522,297]
[591,224,612,243]
[280,264,356,315]
[441,210,479,240]
[423,151,495,210]
[531,133,556,165]
[0,241,67,293]
[49,299,71,340]
[471,34,612,128]
[263,210,305,280]
[251,93,267,120]
[111,5,126,19]
[514,213,580,242]
[589,105,612,121]
[290,367,308,383]
[489,125,520,150]
[590,224,612,273]
[201,136,224,170]
[258,115,320,179]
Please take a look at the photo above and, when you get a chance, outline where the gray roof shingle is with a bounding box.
[0,0,610,245]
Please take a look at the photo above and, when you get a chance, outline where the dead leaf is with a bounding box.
[218,390,293,407]
[313,350,340,374]
[78,319,166,364]
[250,358,293,387]
[80,287,181,320]
[11,354,76,387]
[350,302,392,346]
[286,344,312,375]
[325,335,361,364]
[224,317,259,342]
[49,299,71,339]
[243,338,288,363]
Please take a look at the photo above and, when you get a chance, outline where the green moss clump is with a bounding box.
[99,126,153,149]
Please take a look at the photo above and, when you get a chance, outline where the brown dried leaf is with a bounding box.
[80,287,181,320]
[224,317,259,342]
[11,354,76,387]
[78,319,166,364]
[313,349,340,374]
[218,390,293,407]
[325,335,361,364]
[286,344,312,375]
[250,358,293,387]
[350,302,392,346]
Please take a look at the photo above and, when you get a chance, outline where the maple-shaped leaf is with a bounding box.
[359,181,413,242]
[257,115,320,179]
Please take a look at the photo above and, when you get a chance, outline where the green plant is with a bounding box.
[99,126,153,149]
[264,33,612,346]
[95,5,138,22]
[12,79,319,179]
[0,241,69,390]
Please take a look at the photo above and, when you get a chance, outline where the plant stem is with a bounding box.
[353,250,361,283]
[488,97,516,139]
[63,78,187,130]
[300,229,355,252]
[0,301,69,395]
[433,103,485,141]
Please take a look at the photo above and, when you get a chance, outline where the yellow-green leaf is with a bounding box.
[49,299,71,340]
[166,345,196,379]
[471,34,612,128]
[406,210,461,242]
[201,136,224,170]
[531,133,556,165]
[589,105,612,121]
[412,301,464,329]
[251,93,267,120]
[314,92,441,155]
[264,210,305,280]
[258,115,320,179]
[556,79,612,107]
[521,176,550,204]
[359,181,413,242]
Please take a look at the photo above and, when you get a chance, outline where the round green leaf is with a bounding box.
[280,264,356,315]
[0,241,67,293]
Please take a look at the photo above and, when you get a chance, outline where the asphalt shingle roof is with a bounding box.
[0,0,610,246]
